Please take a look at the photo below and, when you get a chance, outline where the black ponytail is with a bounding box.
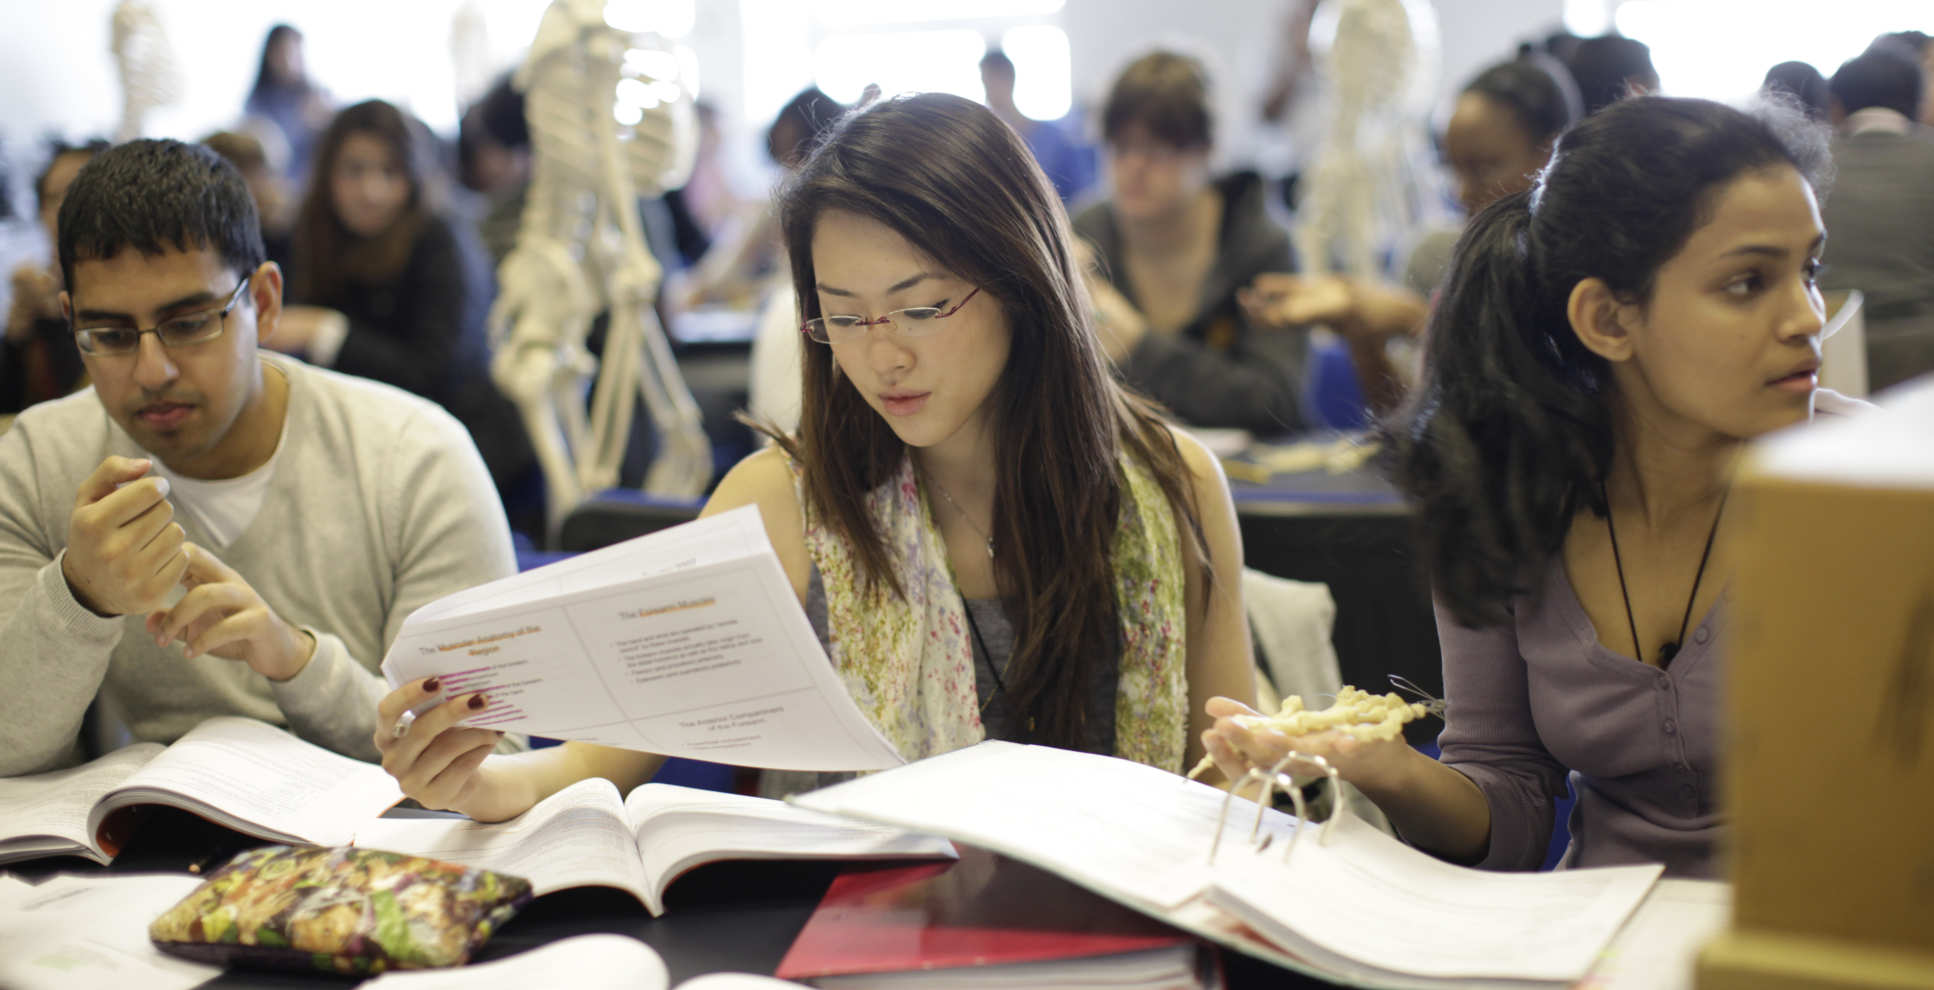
[1385,95,1831,628]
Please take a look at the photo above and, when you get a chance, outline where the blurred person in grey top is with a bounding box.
[0,140,516,776]
[1202,96,1858,878]
[1072,50,1306,433]
[1820,42,1934,391]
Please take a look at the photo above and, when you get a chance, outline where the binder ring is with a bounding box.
[1207,750,1345,864]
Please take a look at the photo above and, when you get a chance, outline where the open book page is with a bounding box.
[352,778,652,908]
[92,717,403,849]
[789,742,1302,914]
[381,506,903,773]
[355,933,814,989]
[0,745,161,865]
[1203,812,1662,984]
[0,873,218,990]
[1577,879,1730,990]
[626,783,957,914]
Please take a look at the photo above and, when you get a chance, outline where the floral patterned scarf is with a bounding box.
[801,453,1188,771]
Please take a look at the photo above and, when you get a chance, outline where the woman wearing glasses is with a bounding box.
[374,93,1258,821]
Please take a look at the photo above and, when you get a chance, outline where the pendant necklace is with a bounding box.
[1603,482,1728,667]
[926,474,996,560]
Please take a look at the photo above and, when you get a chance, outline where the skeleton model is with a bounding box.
[1293,0,1442,278]
[491,0,703,530]
[110,1,184,142]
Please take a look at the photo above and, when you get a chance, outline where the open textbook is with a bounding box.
[380,505,902,773]
[351,778,956,916]
[0,716,403,866]
[792,741,1663,990]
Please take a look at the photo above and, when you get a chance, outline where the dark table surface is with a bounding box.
[1227,456,1443,745]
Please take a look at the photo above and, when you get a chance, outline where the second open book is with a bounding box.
[350,778,956,916]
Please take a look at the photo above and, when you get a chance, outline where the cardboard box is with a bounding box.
[1698,380,1934,990]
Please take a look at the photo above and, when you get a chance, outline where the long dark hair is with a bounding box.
[248,25,306,104]
[1386,96,1831,628]
[769,93,1206,748]
[288,99,434,303]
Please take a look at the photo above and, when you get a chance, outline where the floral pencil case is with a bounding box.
[149,844,532,977]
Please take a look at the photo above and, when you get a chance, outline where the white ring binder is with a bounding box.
[1207,750,1345,864]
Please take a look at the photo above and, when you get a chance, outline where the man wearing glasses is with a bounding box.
[0,140,516,775]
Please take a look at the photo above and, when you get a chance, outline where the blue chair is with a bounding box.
[1305,337,1373,430]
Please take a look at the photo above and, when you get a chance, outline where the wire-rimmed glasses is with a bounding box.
[72,275,253,356]
[799,286,981,345]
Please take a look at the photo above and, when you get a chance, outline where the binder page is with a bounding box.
[1204,812,1661,984]
[382,507,903,773]
[95,717,404,847]
[0,744,160,863]
[1578,878,1729,990]
[790,741,1300,913]
[353,778,652,907]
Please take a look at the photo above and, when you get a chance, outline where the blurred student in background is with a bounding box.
[202,130,294,267]
[5,140,108,414]
[243,24,332,187]
[980,47,1096,204]
[1762,61,1832,121]
[1564,34,1659,117]
[1242,55,1578,415]
[1072,50,1307,434]
[1819,43,1934,390]
[278,100,538,537]
[456,75,533,269]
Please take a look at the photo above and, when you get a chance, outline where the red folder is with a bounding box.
[776,846,1216,985]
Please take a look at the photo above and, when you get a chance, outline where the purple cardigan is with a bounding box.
[1434,557,1723,878]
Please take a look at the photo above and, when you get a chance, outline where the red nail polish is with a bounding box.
[468,694,487,710]
[422,676,440,692]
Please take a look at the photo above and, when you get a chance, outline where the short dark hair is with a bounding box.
[766,87,846,168]
[1463,55,1582,144]
[1565,35,1659,116]
[57,139,267,293]
[201,130,270,174]
[1873,30,1930,58]
[34,138,110,207]
[1830,45,1924,119]
[1763,61,1832,120]
[1101,50,1213,150]
[1387,96,1831,627]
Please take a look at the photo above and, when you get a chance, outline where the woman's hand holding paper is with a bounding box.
[375,677,511,820]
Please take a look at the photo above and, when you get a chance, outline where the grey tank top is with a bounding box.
[758,563,1119,799]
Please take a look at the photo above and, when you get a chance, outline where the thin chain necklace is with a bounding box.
[925,473,995,560]
[1602,482,1728,667]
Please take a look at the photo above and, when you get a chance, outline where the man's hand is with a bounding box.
[263,304,344,357]
[146,543,317,681]
[1072,238,1149,362]
[7,263,61,342]
[62,457,189,616]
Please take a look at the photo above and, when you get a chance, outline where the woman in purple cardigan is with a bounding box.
[1203,95,1844,878]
